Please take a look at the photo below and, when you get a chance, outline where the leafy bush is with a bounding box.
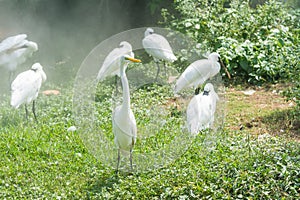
[161,0,299,84]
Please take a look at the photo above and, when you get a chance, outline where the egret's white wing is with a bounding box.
[0,34,27,53]
[175,59,212,93]
[142,33,177,62]
[11,70,42,108]
[97,46,133,81]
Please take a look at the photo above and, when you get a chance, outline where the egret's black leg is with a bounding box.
[163,61,167,77]
[114,76,119,95]
[116,148,120,174]
[130,147,133,171]
[155,61,160,81]
[32,100,38,122]
[25,104,29,121]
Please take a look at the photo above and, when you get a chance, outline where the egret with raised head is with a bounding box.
[112,53,141,173]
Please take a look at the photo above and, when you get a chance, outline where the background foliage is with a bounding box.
[161,0,299,108]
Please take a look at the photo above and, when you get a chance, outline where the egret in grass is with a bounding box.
[97,41,134,92]
[142,28,177,81]
[187,83,219,135]
[0,34,38,83]
[174,52,230,94]
[112,54,141,173]
[11,63,47,122]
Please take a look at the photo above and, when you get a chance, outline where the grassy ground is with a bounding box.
[0,83,299,199]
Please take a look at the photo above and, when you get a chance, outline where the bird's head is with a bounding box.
[25,41,38,52]
[144,28,154,37]
[119,55,141,74]
[208,52,231,79]
[119,41,134,58]
[31,62,43,71]
[203,83,214,93]
[119,41,132,49]
[31,62,47,82]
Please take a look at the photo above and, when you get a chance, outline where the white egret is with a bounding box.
[11,63,47,121]
[142,28,177,80]
[187,83,219,135]
[0,34,38,83]
[112,54,141,173]
[174,52,230,94]
[97,41,134,91]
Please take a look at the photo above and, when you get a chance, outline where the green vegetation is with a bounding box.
[0,0,299,199]
[0,83,299,199]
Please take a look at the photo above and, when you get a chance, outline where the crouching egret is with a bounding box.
[187,83,219,135]
[112,53,141,173]
[142,28,177,81]
[97,41,134,92]
[174,52,230,94]
[0,34,38,83]
[11,63,47,122]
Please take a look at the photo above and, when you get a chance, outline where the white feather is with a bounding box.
[175,52,221,94]
[142,28,177,62]
[97,41,134,81]
[0,34,38,72]
[186,83,219,135]
[11,63,46,108]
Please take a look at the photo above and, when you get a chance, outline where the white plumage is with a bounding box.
[11,63,46,121]
[0,34,38,82]
[112,53,141,173]
[174,52,222,94]
[142,28,177,80]
[97,41,134,81]
[186,83,219,135]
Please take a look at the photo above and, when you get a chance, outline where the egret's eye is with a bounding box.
[119,44,124,48]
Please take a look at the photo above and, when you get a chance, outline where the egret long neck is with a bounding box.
[120,62,130,112]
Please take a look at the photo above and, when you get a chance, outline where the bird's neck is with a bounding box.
[120,62,130,112]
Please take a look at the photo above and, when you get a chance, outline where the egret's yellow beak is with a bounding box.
[125,56,141,63]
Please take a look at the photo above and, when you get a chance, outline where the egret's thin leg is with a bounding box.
[32,100,38,122]
[130,147,133,171]
[9,71,14,88]
[25,104,29,120]
[155,61,160,81]
[163,61,167,77]
[116,148,120,174]
[114,75,119,95]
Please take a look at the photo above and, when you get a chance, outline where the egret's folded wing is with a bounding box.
[0,34,27,53]
[175,60,211,93]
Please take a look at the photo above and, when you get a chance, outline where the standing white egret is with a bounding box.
[112,54,141,173]
[187,83,219,135]
[142,28,177,81]
[0,34,38,83]
[174,52,230,94]
[97,41,134,91]
[11,63,47,121]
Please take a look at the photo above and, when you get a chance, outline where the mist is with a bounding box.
[0,0,163,91]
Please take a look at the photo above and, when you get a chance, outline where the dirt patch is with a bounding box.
[225,84,299,142]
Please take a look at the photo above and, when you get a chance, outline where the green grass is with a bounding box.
[0,83,299,199]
